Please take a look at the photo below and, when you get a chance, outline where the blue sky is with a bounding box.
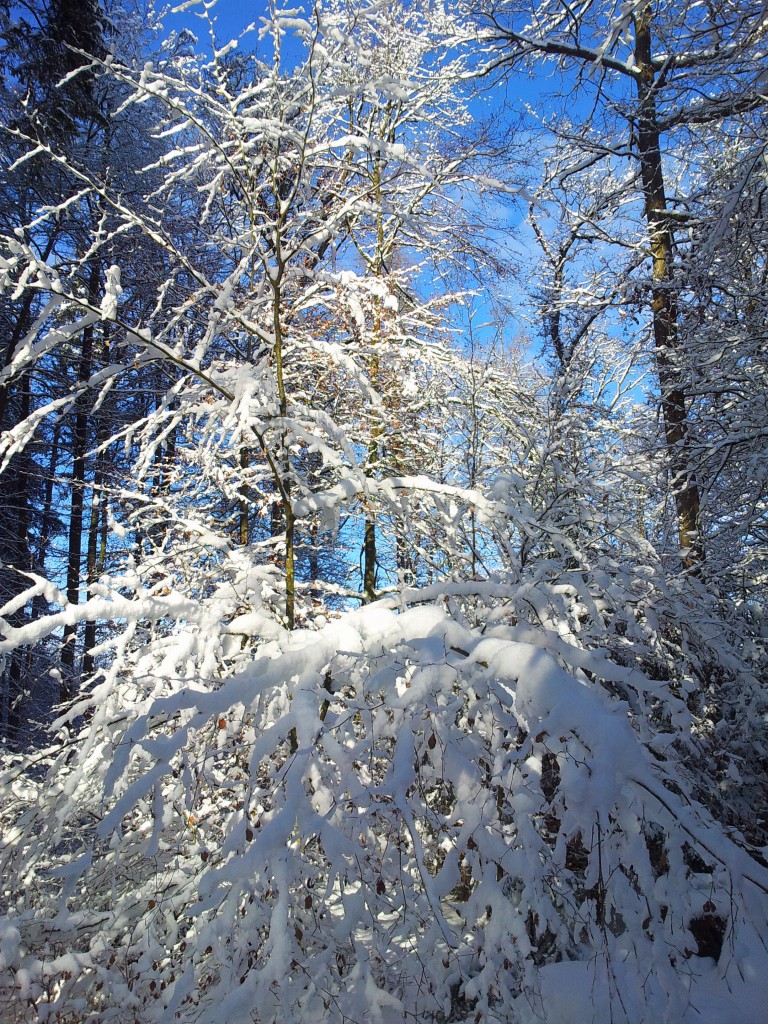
[162,0,273,54]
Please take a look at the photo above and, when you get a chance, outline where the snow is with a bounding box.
[522,954,768,1024]
[3,594,766,1023]
[1,1,767,1021]
[99,264,123,321]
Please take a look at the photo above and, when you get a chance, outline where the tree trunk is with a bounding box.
[634,6,703,568]
[1,358,32,747]
[238,448,250,546]
[363,508,377,602]
[271,269,295,629]
[60,260,100,702]
[82,460,107,681]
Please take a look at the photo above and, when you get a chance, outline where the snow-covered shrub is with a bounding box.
[2,593,767,1023]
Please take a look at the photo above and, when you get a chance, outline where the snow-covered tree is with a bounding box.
[471,0,768,573]
[0,0,475,647]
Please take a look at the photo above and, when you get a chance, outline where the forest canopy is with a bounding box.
[1,1,767,1021]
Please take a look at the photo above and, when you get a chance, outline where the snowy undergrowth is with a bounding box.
[2,595,768,1023]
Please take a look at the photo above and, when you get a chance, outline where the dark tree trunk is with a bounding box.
[60,260,101,702]
[634,5,703,567]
